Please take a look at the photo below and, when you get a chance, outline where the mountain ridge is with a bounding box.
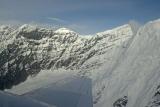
[0,23,133,90]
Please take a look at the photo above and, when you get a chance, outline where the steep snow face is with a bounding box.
[80,24,133,77]
[95,19,160,107]
[0,24,133,90]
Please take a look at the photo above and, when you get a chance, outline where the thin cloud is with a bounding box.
[47,17,68,24]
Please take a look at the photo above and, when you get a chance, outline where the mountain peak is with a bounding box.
[18,24,37,32]
[17,24,53,40]
[55,27,76,34]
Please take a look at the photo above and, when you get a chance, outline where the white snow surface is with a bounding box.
[6,69,76,95]
[95,19,160,107]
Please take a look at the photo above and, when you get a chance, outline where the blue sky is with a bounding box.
[0,0,160,34]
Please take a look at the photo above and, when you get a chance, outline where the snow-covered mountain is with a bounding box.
[0,19,160,107]
[0,23,132,90]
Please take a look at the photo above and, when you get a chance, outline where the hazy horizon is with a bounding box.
[0,0,160,34]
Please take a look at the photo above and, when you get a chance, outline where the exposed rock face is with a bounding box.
[146,85,160,107]
[0,24,133,90]
[113,96,128,107]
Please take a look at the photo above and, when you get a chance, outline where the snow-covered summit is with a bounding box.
[18,24,37,32]
[15,24,54,40]
[55,27,76,34]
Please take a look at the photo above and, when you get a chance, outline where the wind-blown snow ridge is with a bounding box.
[97,24,131,35]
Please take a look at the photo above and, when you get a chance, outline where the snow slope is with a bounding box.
[95,19,160,107]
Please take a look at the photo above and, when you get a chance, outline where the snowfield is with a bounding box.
[0,19,160,107]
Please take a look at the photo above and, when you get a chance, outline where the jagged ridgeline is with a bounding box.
[0,24,133,90]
